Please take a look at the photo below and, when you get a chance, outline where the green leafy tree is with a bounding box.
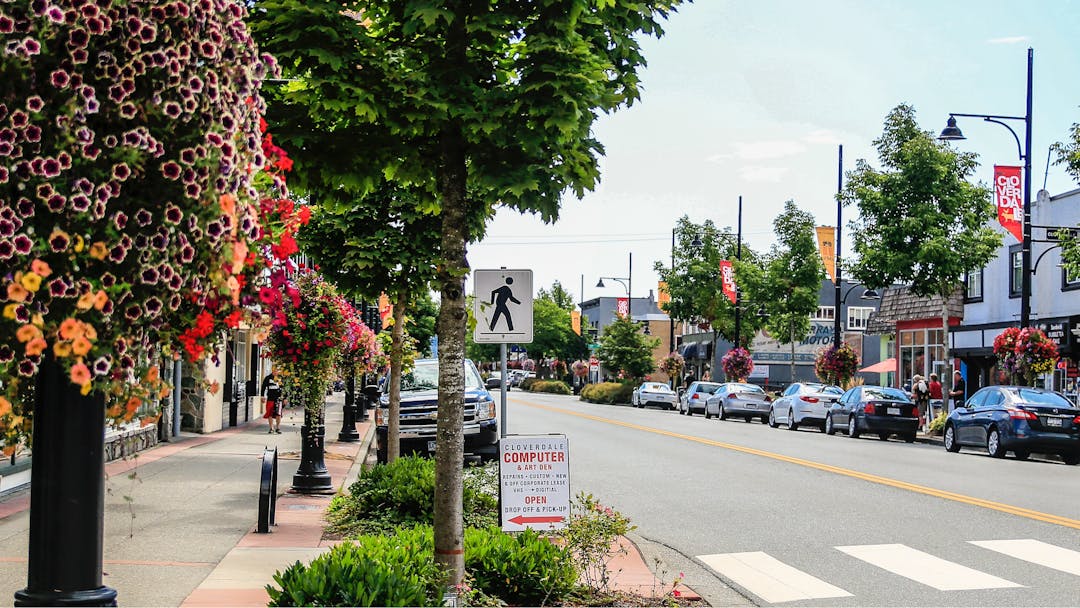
[537,281,576,312]
[1052,123,1080,274]
[595,316,660,381]
[842,104,1001,396]
[531,298,589,363]
[749,202,823,383]
[251,0,681,584]
[654,216,762,348]
[410,291,439,358]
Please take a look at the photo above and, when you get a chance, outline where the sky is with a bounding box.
[465,0,1080,306]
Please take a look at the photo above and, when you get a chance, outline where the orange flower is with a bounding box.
[53,341,73,358]
[69,362,91,386]
[30,259,51,278]
[59,317,81,340]
[88,242,107,260]
[219,193,236,216]
[124,396,141,414]
[20,272,42,292]
[0,397,11,417]
[106,404,122,418]
[7,282,28,303]
[25,337,47,356]
[76,291,95,311]
[145,366,160,383]
[15,324,40,343]
[71,336,92,356]
[93,290,108,311]
[83,323,97,340]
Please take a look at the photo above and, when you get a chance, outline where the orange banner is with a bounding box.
[994,165,1023,243]
[657,281,670,309]
[378,293,393,329]
[719,260,737,304]
[816,226,836,284]
[571,310,581,335]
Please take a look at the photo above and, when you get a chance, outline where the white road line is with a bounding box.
[970,539,1080,577]
[835,544,1023,591]
[697,551,852,604]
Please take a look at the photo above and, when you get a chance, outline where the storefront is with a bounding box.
[1036,316,1080,401]
[897,321,950,390]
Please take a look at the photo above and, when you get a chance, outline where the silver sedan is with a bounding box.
[769,382,843,431]
[705,382,772,423]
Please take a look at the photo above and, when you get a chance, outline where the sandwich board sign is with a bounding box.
[473,269,533,344]
[499,435,570,531]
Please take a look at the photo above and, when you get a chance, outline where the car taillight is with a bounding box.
[765,395,772,402]
[1007,408,1037,420]
[863,403,875,414]
[1072,415,1080,425]
[800,396,819,403]
[692,393,700,400]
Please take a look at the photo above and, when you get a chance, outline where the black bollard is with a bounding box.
[291,404,333,493]
[15,356,117,607]
[337,375,359,442]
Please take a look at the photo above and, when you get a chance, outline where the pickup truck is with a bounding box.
[373,358,499,463]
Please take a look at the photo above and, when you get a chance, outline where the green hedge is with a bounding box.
[579,381,634,404]
[528,380,572,395]
[466,526,578,604]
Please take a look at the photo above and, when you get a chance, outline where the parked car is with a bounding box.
[679,381,724,416]
[632,382,678,410]
[769,382,843,430]
[826,385,919,442]
[373,358,498,463]
[706,382,772,422]
[943,385,1080,464]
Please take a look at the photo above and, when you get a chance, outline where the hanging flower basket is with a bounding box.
[814,343,860,387]
[658,352,685,379]
[721,347,754,381]
[571,360,589,378]
[993,326,1059,385]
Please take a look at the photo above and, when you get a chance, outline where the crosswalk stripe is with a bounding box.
[970,539,1080,577]
[835,544,1023,591]
[697,551,852,603]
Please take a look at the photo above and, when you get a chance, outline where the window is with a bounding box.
[1063,264,1080,292]
[847,306,875,331]
[813,306,835,321]
[964,269,983,302]
[1009,244,1022,298]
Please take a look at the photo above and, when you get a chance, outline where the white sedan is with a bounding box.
[769,382,844,431]
[632,382,678,410]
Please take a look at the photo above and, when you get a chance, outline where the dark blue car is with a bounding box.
[943,386,1080,465]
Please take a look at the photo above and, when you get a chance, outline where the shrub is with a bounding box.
[579,382,634,404]
[267,527,443,607]
[928,410,948,434]
[529,380,572,395]
[465,526,578,605]
[559,492,636,593]
[520,377,538,391]
[326,456,498,536]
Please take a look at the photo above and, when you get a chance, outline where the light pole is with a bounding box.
[834,144,843,348]
[940,47,1033,327]
[833,284,881,347]
[669,228,675,357]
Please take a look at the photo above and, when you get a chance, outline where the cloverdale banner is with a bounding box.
[994,165,1023,243]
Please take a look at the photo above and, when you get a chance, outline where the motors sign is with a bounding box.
[499,435,570,531]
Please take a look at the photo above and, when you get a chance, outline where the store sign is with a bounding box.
[499,435,570,532]
[1037,320,1070,348]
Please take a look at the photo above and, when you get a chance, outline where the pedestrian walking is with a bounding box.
[928,373,943,400]
[261,370,283,434]
[948,370,966,411]
[911,374,930,428]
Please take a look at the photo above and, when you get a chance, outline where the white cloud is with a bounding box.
[738,166,789,182]
[705,153,733,163]
[802,129,843,145]
[987,36,1028,44]
[733,140,806,160]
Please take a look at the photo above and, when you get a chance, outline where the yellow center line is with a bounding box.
[512,397,1080,531]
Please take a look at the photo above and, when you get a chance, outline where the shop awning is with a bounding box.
[859,357,896,374]
[679,341,709,360]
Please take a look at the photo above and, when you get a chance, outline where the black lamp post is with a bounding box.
[337,299,362,443]
[940,47,1034,327]
[597,252,632,313]
[834,144,844,348]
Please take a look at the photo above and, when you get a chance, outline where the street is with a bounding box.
[505,391,1080,607]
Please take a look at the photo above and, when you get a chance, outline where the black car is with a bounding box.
[826,385,919,442]
[943,385,1080,464]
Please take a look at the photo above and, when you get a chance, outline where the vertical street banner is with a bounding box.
[816,226,836,283]
[571,310,581,335]
[719,260,737,304]
[616,297,629,317]
[994,165,1023,243]
[657,281,670,309]
[377,293,393,329]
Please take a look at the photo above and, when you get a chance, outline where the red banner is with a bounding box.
[994,165,1023,243]
[616,297,629,317]
[719,260,737,304]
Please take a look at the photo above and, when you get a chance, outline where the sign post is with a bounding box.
[474,269,533,438]
[499,435,570,532]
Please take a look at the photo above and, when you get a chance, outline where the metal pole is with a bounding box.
[670,228,676,356]
[1021,47,1033,327]
[834,144,843,347]
[735,195,743,347]
[627,252,632,312]
[499,342,508,438]
[172,359,182,437]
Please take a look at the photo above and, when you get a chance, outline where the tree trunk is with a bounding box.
[388,291,408,462]
[434,119,467,588]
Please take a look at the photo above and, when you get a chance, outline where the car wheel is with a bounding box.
[760,416,769,424]
[785,409,799,431]
[902,432,916,443]
[1013,450,1030,460]
[744,415,753,423]
[704,405,712,420]
[944,424,960,452]
[987,427,1006,458]
[1062,453,1080,466]
[825,415,836,436]
[768,409,778,428]
[878,432,889,441]
[847,416,860,438]
[719,404,728,421]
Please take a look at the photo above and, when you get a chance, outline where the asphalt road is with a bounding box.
[504,391,1080,607]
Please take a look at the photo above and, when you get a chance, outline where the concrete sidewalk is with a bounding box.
[0,392,695,607]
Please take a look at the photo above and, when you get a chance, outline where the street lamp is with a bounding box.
[939,47,1034,327]
[833,284,881,347]
[596,252,632,313]
[690,196,744,346]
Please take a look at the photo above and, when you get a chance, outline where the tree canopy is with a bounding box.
[595,315,660,380]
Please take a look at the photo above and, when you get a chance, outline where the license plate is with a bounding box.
[1046,417,1063,427]
[887,407,900,416]
[427,440,437,452]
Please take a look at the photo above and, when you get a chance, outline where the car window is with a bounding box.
[783,384,799,396]
[983,390,1005,407]
[965,389,988,408]
[862,387,910,401]
[731,383,765,395]
[401,361,482,391]
[645,383,671,393]
[694,383,723,394]
[1007,388,1073,407]
[823,386,844,395]
[800,383,826,393]
[840,388,856,404]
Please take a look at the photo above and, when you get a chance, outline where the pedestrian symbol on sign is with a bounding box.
[473,269,533,344]
[489,277,522,332]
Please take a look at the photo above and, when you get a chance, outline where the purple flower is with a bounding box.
[168,294,182,311]
[48,277,68,297]
[71,49,88,64]
[14,234,33,254]
[100,272,116,288]
[46,6,64,22]
[140,267,159,285]
[22,38,41,56]
[35,183,53,199]
[120,355,135,371]
[134,234,148,249]
[164,205,182,224]
[120,103,137,119]
[46,232,68,252]
[51,69,70,88]
[0,16,14,34]
[108,246,127,263]
[160,161,181,180]
[180,245,195,264]
[0,220,14,238]
[41,157,60,176]
[75,177,93,194]
[18,359,36,377]
[0,345,13,363]
[68,28,89,48]
[70,194,91,212]
[163,101,181,118]
[26,96,43,112]
[0,240,13,260]
[10,110,28,127]
[58,152,71,168]
[24,125,41,142]
[144,297,162,316]
[93,357,111,376]
[13,305,28,323]
[185,183,201,199]
[135,208,152,226]
[112,163,130,181]
[46,194,66,212]
[168,274,182,291]
[16,198,32,217]
[150,233,168,250]
[124,304,141,323]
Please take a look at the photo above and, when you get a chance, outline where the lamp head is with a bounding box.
[691,235,703,249]
[861,288,881,300]
[595,278,605,288]
[938,116,966,141]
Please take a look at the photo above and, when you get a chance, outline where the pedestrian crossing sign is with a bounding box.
[473,269,533,343]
